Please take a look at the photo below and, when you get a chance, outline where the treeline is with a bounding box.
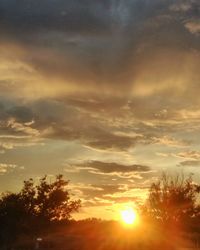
[0,174,200,249]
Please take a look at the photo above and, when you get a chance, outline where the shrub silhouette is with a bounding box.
[143,174,200,226]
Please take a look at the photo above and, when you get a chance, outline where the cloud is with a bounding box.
[84,131,140,151]
[152,136,190,148]
[79,183,127,198]
[0,163,17,174]
[0,101,37,136]
[176,150,200,167]
[41,118,141,151]
[0,116,41,152]
[104,195,141,204]
[0,0,199,98]
[69,182,127,206]
[0,101,43,152]
[179,160,200,167]
[0,0,111,38]
[79,161,151,174]
[82,195,142,207]
[0,0,199,111]
[156,152,169,157]
[176,150,200,160]
[69,181,148,208]
[65,160,151,180]
[7,106,34,124]
[170,2,192,12]
[185,20,200,34]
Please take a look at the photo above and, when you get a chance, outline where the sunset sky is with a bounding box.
[0,0,200,220]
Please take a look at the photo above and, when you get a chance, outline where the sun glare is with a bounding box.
[120,208,138,226]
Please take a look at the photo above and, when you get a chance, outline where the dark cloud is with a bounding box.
[0,0,173,37]
[85,130,139,151]
[0,97,194,153]
[77,161,151,174]
[0,101,36,137]
[7,106,34,123]
[0,0,111,37]
[179,160,200,167]
[0,0,199,92]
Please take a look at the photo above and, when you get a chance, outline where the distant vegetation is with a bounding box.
[0,173,200,249]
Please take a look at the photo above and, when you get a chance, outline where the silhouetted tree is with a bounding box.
[0,175,81,247]
[143,174,200,227]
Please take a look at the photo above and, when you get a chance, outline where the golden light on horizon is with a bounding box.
[120,208,138,226]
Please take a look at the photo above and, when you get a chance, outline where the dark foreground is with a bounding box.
[6,220,200,250]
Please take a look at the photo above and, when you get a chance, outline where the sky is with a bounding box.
[0,0,200,220]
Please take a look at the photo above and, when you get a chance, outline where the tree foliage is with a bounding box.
[144,174,200,225]
[0,175,81,245]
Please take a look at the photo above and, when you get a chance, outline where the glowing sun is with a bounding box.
[120,208,138,225]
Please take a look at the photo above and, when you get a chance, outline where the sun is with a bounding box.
[120,208,138,225]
